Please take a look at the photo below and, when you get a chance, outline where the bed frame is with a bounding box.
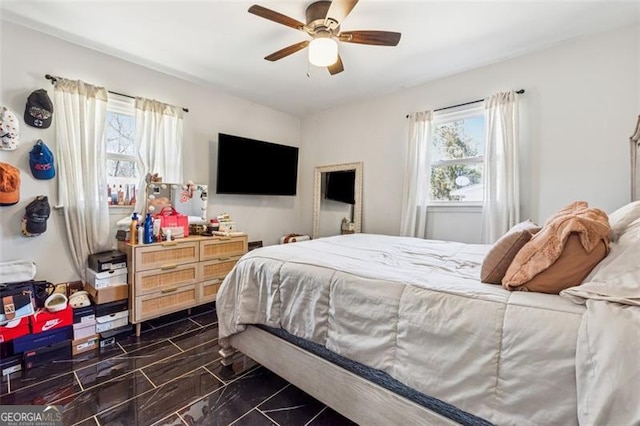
[219,325,459,426]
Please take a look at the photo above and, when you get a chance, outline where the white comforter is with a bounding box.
[560,222,640,426]
[217,234,586,425]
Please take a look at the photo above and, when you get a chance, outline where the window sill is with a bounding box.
[426,203,482,213]
[109,205,134,216]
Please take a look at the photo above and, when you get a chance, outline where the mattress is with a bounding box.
[216,234,585,425]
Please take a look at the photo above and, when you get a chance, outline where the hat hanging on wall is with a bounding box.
[22,195,50,236]
[0,162,20,206]
[29,140,55,180]
[0,107,19,151]
[24,89,53,129]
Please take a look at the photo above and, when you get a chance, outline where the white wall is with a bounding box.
[299,24,639,242]
[0,22,301,283]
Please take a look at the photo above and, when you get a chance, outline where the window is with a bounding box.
[430,106,485,203]
[106,96,137,206]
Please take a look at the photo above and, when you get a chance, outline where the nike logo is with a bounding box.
[41,319,62,331]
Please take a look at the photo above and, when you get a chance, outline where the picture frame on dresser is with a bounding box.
[117,234,248,336]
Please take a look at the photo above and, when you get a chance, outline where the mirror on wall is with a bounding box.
[313,162,363,239]
[145,182,208,221]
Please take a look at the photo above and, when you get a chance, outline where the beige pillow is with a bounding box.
[608,201,640,241]
[481,220,541,284]
[504,233,607,294]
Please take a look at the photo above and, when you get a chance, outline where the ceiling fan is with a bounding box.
[248,0,401,75]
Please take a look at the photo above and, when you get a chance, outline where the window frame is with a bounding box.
[428,104,485,207]
[105,94,138,208]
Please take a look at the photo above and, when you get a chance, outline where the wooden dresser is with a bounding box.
[118,234,248,335]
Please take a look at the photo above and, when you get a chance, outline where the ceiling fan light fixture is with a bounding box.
[308,37,338,67]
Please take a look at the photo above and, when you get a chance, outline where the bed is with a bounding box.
[213,116,640,425]
[216,227,640,425]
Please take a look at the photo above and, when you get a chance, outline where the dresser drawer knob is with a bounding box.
[161,264,178,270]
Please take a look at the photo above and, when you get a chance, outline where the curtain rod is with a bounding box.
[406,89,525,118]
[44,74,189,113]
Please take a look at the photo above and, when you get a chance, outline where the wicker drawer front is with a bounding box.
[200,237,247,261]
[134,284,197,322]
[200,257,240,281]
[135,263,199,295]
[199,279,223,303]
[135,242,199,271]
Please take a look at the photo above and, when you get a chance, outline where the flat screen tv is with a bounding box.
[216,133,299,196]
[325,170,355,204]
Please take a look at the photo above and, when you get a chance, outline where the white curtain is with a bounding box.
[53,79,110,278]
[133,98,184,215]
[400,111,433,237]
[481,91,520,243]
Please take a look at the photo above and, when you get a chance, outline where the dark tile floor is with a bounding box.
[0,303,356,426]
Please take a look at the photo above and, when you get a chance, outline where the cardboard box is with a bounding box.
[30,305,73,334]
[86,268,128,290]
[72,334,99,356]
[85,282,128,305]
[0,316,30,343]
[95,310,129,333]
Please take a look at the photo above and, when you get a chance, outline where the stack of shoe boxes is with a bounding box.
[85,250,133,347]
[1,281,75,376]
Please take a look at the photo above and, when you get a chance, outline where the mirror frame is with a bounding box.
[145,182,208,221]
[631,115,640,201]
[313,162,363,239]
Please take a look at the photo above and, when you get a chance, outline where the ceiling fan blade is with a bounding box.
[264,40,310,61]
[325,0,359,24]
[248,5,305,31]
[328,54,344,75]
[339,30,402,46]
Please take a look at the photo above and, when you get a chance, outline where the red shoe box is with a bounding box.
[30,305,73,334]
[0,317,30,343]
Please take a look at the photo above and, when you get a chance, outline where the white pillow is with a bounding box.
[608,201,640,241]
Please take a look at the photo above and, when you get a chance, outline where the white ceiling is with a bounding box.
[2,1,639,116]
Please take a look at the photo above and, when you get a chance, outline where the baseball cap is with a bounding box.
[24,89,53,129]
[29,140,55,180]
[25,195,50,234]
[0,107,19,150]
[0,162,20,206]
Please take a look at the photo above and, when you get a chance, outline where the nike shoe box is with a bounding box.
[95,310,129,334]
[0,316,31,343]
[13,325,73,354]
[73,320,96,340]
[73,305,96,324]
[24,339,72,369]
[73,305,97,340]
[95,299,127,317]
[86,268,128,290]
[0,353,22,376]
[99,324,134,348]
[72,334,99,356]
[88,250,127,273]
[30,305,73,334]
